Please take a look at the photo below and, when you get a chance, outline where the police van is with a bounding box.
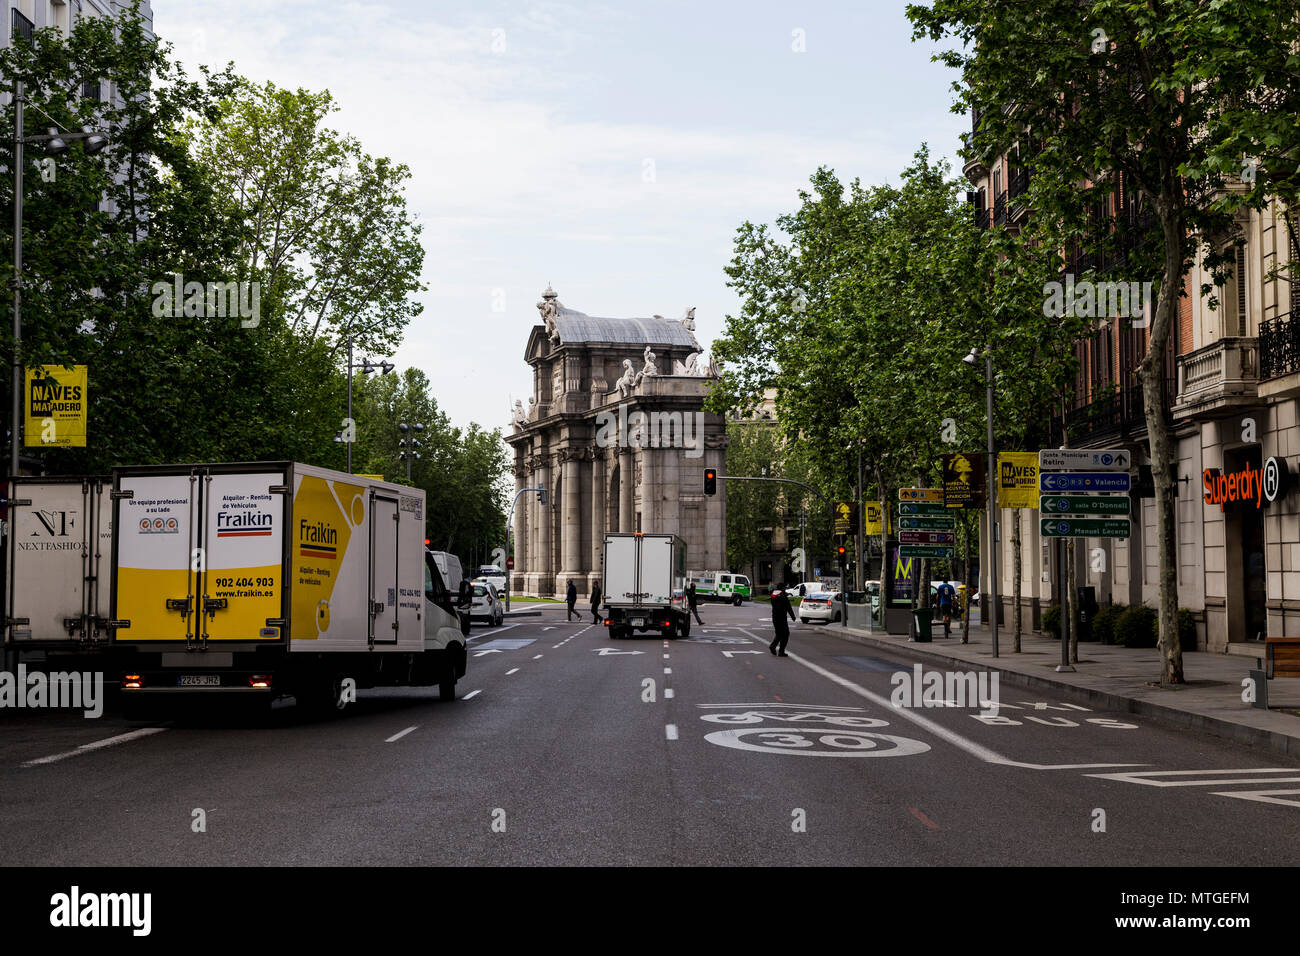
[688,570,752,606]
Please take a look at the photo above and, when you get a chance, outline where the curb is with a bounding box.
[826,625,1300,759]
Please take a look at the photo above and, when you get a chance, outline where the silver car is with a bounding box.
[799,591,843,624]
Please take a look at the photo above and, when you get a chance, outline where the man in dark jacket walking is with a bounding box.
[769,586,796,656]
[566,579,577,621]
[590,580,602,624]
[686,583,704,625]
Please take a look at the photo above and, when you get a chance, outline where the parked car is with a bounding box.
[799,590,844,624]
[469,582,504,626]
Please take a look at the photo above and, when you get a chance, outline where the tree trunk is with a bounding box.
[1142,199,1186,685]
[962,509,973,644]
[1012,507,1022,653]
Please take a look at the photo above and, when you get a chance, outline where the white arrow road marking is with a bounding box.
[722,650,764,657]
[23,727,167,767]
[733,628,1144,771]
[1210,789,1300,807]
[594,647,644,656]
[1085,769,1300,787]
[385,726,417,743]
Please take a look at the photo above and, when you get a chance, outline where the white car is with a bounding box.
[474,565,507,592]
[469,582,504,626]
[799,590,844,624]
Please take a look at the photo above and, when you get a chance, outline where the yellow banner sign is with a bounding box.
[25,365,87,447]
[864,500,885,535]
[998,452,1039,509]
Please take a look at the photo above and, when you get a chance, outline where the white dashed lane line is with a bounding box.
[665,724,679,741]
[506,668,519,675]
[22,727,167,768]
[462,689,482,700]
[385,726,417,743]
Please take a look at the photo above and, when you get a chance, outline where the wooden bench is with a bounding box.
[1249,637,1300,709]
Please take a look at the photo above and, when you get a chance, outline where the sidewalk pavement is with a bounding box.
[827,617,1300,759]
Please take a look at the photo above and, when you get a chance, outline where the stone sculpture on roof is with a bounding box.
[537,283,561,345]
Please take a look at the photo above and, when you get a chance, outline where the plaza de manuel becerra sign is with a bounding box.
[1202,456,1291,512]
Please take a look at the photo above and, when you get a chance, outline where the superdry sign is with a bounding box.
[1204,457,1290,511]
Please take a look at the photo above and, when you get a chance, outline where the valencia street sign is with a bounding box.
[1039,472,1131,493]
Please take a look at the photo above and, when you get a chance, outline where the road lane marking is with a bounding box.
[664,667,672,674]
[665,689,675,699]
[386,726,417,743]
[462,690,482,700]
[740,632,1142,771]
[1210,789,1300,807]
[665,724,679,740]
[1086,769,1300,787]
[909,807,941,830]
[23,728,167,767]
[506,668,519,675]
[663,654,670,660]
[533,654,543,659]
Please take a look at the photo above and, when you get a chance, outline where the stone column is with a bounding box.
[590,451,606,583]
[513,460,528,582]
[619,448,634,534]
[561,448,583,585]
[640,447,657,533]
[536,451,552,594]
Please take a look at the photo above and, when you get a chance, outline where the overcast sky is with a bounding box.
[155,0,966,432]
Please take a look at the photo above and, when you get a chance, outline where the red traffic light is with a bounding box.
[704,469,717,495]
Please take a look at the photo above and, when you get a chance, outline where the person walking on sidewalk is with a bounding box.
[590,580,602,624]
[769,586,796,657]
[566,579,578,621]
[687,582,704,625]
[936,577,957,638]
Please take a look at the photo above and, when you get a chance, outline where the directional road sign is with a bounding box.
[899,530,957,545]
[1039,495,1131,515]
[1039,472,1131,493]
[899,516,956,531]
[1038,448,1132,471]
[898,544,957,558]
[898,501,950,516]
[899,488,944,503]
[1039,517,1131,538]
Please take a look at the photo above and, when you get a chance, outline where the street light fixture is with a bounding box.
[9,75,110,478]
[343,331,395,474]
[966,344,999,658]
[398,422,424,481]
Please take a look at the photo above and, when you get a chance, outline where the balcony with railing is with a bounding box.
[992,189,1008,226]
[1174,337,1258,419]
[1061,381,1173,444]
[1259,313,1300,397]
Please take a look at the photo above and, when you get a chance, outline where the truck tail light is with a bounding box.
[249,674,272,689]
[122,673,143,689]
[604,619,613,626]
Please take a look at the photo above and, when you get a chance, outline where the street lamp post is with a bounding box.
[965,346,999,658]
[340,331,394,474]
[398,422,424,481]
[10,76,107,477]
[504,485,544,612]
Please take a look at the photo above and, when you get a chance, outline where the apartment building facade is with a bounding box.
[966,119,1300,654]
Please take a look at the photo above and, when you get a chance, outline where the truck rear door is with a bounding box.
[199,471,287,642]
[114,473,200,642]
[602,535,640,604]
[369,492,399,645]
[638,535,674,603]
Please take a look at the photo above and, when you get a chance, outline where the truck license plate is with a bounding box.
[631,618,645,628]
[179,675,220,687]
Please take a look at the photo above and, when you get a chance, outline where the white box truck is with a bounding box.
[601,532,691,639]
[5,477,113,662]
[109,461,468,710]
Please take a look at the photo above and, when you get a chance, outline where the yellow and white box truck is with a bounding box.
[109,462,468,707]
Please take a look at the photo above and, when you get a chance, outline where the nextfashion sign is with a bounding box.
[1203,456,1290,511]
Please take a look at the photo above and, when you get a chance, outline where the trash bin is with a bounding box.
[912,607,933,643]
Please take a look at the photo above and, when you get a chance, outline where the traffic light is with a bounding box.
[704,468,717,495]
[538,487,548,506]
[836,544,847,565]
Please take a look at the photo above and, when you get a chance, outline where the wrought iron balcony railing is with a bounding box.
[1260,312,1300,380]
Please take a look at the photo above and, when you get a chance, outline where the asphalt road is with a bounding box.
[4,601,1300,865]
